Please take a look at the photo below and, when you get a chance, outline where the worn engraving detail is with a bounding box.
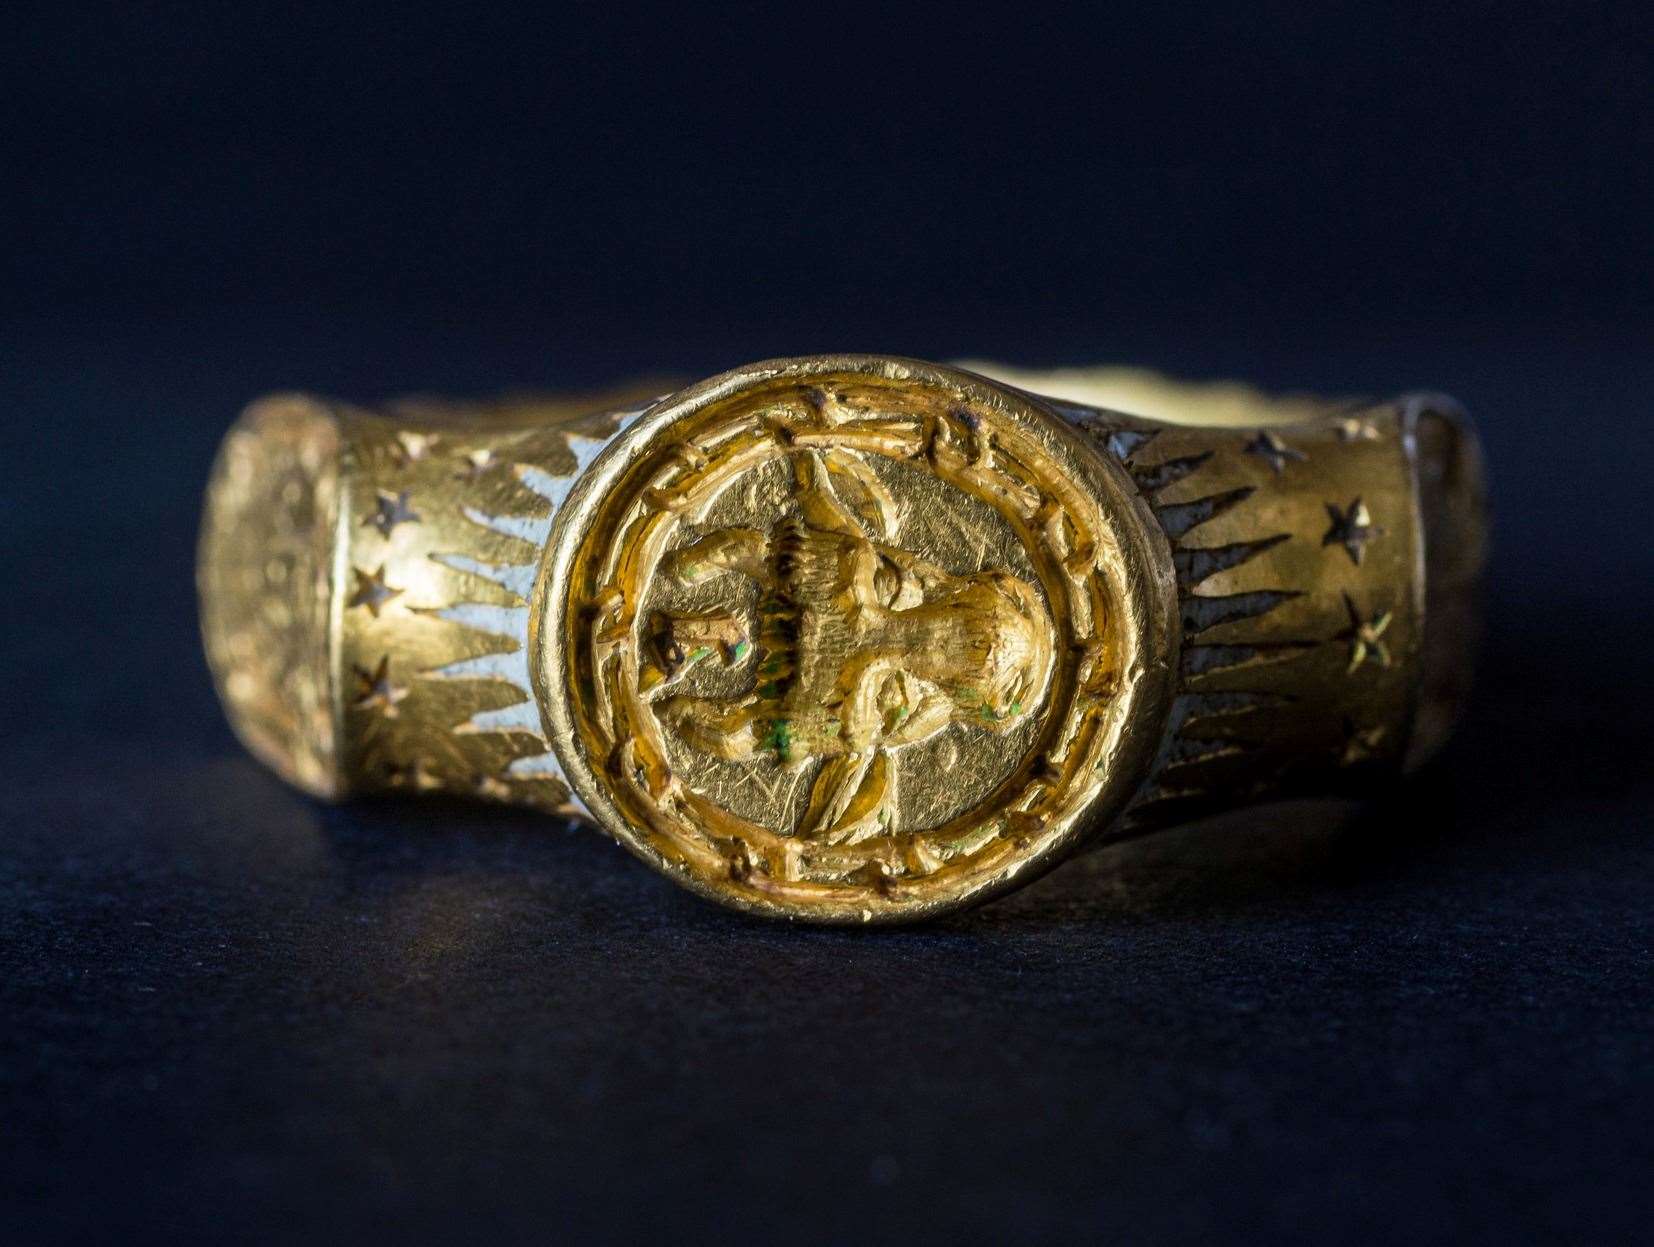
[1053,386,1429,833]
[391,430,436,465]
[197,396,343,796]
[550,363,1174,921]
[1322,497,1379,565]
[1242,429,1306,474]
[364,488,420,537]
[1337,593,1394,672]
[421,429,617,796]
[649,447,1056,846]
[1334,415,1381,442]
[1339,720,1387,766]
[352,655,409,717]
[347,564,402,617]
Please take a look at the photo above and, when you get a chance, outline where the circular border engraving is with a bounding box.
[536,357,1176,921]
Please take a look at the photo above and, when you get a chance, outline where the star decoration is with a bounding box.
[392,431,436,465]
[364,489,420,537]
[1322,497,1379,565]
[383,756,441,790]
[1242,429,1306,474]
[454,447,497,480]
[347,564,402,617]
[1339,719,1387,766]
[1333,415,1380,443]
[352,656,409,716]
[1336,594,1393,673]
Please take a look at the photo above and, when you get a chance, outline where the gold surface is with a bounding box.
[537,358,1176,921]
[197,355,1486,923]
[198,396,343,797]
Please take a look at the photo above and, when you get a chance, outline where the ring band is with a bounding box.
[198,355,1487,923]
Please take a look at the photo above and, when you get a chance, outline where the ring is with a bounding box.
[198,355,1487,923]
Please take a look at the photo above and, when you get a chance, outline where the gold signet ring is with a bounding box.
[199,355,1487,923]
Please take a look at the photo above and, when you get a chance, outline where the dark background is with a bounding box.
[3,3,1651,1244]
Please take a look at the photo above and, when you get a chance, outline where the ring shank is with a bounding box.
[974,367,1486,836]
[198,364,1485,847]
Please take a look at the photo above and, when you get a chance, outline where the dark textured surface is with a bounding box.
[4,3,1652,1243]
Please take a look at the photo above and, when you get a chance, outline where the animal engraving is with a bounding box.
[648,449,1055,845]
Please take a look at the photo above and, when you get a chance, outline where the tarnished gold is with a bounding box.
[198,355,1487,923]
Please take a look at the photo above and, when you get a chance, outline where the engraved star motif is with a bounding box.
[1242,429,1306,474]
[347,564,402,617]
[1339,720,1387,766]
[1322,497,1379,565]
[1334,415,1381,443]
[352,656,409,716]
[383,756,441,789]
[392,431,436,465]
[1336,594,1393,673]
[454,447,496,480]
[364,489,420,537]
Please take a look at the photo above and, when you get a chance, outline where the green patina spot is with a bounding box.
[688,646,712,662]
[762,718,794,762]
[757,681,780,699]
[730,639,750,661]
